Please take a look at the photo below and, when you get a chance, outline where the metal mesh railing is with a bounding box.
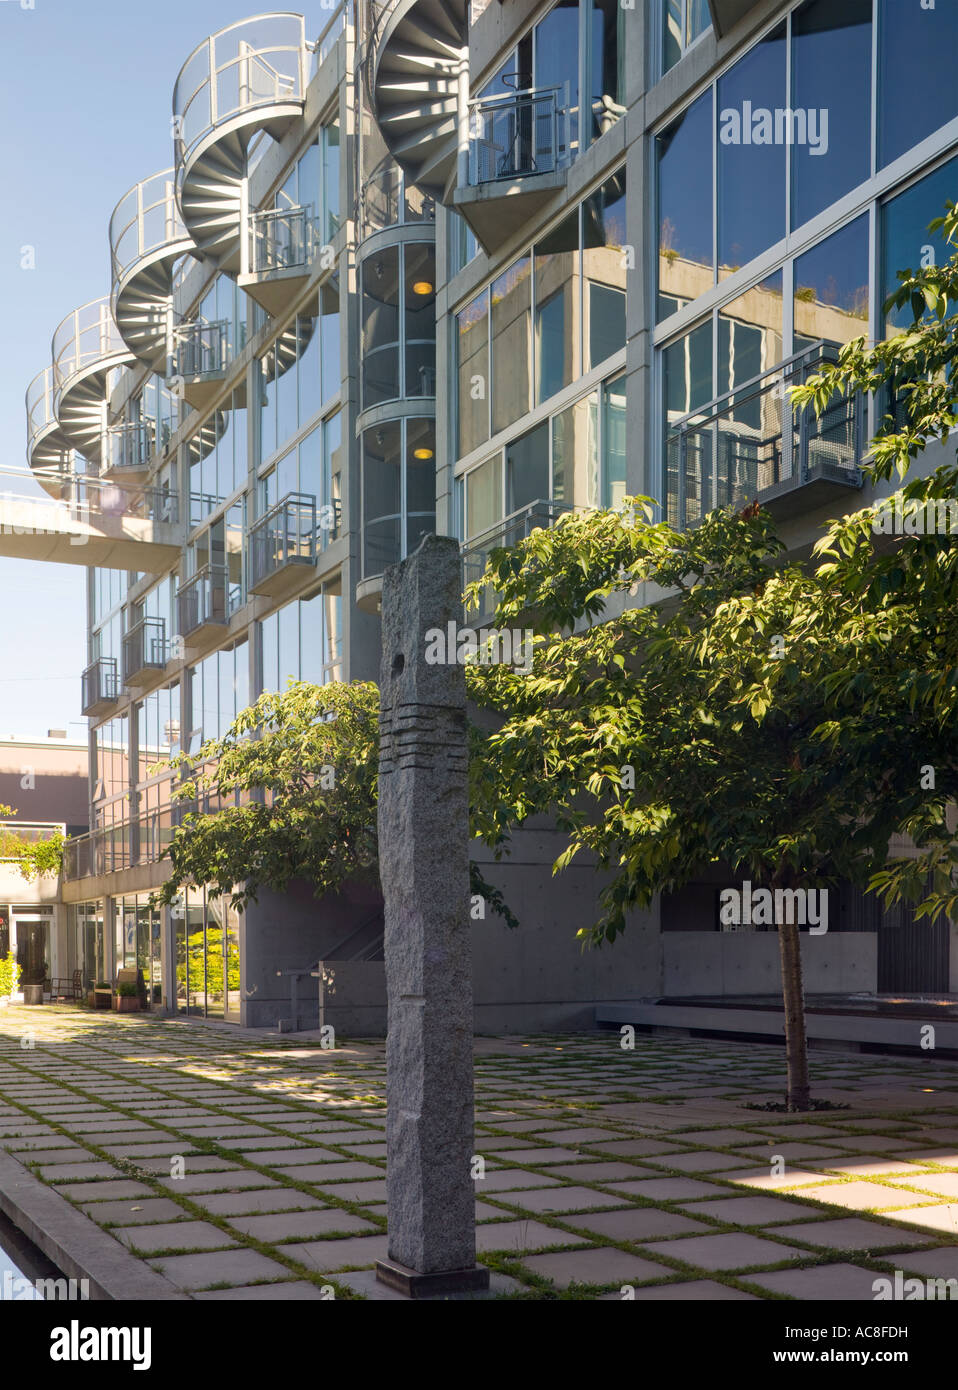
[177,564,228,637]
[248,492,318,588]
[468,88,565,184]
[250,205,317,272]
[81,658,120,716]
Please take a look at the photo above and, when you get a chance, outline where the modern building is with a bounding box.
[8,0,958,1035]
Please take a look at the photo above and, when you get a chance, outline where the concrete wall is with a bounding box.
[0,742,88,833]
[661,931,878,997]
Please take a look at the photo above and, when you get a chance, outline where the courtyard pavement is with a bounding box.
[1,1006,958,1299]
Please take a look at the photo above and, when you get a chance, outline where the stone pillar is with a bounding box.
[374,534,489,1297]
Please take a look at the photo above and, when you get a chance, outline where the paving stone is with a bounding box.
[272,1161,383,1182]
[890,1205,958,1235]
[895,1247,958,1279]
[586,1140,684,1158]
[150,1249,290,1290]
[336,1142,388,1159]
[487,1147,609,1167]
[898,1149,958,1167]
[475,1169,562,1192]
[276,1235,390,1271]
[115,1220,237,1253]
[654,1151,753,1174]
[794,1181,931,1211]
[227,1209,379,1241]
[679,1195,825,1225]
[724,1167,842,1190]
[643,1232,804,1271]
[763,1218,935,1251]
[801,1157,929,1177]
[495,1185,630,1214]
[195,1281,333,1300]
[888,1173,958,1198]
[519,1247,672,1289]
[547,1162,650,1183]
[248,1148,343,1166]
[606,1177,721,1201]
[157,1171,279,1194]
[565,1207,711,1241]
[80,1197,190,1226]
[10,1146,88,1165]
[41,1161,124,1182]
[56,1179,156,1202]
[475,1220,590,1254]
[599,1279,758,1301]
[747,1263,891,1300]
[312,1180,387,1204]
[527,1128,620,1144]
[737,1143,848,1161]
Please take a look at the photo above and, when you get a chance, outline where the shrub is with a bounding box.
[0,952,21,999]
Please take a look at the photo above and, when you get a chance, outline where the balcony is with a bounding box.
[666,341,865,532]
[173,14,309,270]
[460,498,575,620]
[172,320,231,409]
[454,88,571,253]
[104,419,160,481]
[81,657,120,718]
[248,492,318,598]
[110,169,195,367]
[177,563,228,642]
[240,205,318,316]
[122,617,169,687]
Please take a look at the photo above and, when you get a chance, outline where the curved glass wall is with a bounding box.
[361,417,437,577]
[361,243,436,409]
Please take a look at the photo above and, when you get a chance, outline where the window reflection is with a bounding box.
[658,91,713,320]
[793,214,869,353]
[535,213,579,405]
[583,170,627,370]
[458,288,489,457]
[491,257,532,435]
[879,0,958,169]
[882,155,958,335]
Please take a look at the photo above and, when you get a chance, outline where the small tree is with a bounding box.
[0,804,64,882]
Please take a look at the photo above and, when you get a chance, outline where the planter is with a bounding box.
[22,984,43,1006]
[93,989,112,1010]
[87,991,96,1008]
[115,996,139,1013]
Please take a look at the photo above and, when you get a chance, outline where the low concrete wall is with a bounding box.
[661,931,877,996]
[318,960,386,1036]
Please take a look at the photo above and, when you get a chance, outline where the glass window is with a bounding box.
[362,421,402,575]
[658,91,713,320]
[662,0,711,74]
[589,0,625,141]
[506,421,550,514]
[404,244,437,398]
[362,246,400,407]
[793,214,870,353]
[258,349,277,463]
[791,0,871,229]
[465,455,502,540]
[600,373,627,508]
[320,274,340,403]
[534,212,579,404]
[491,256,532,435]
[879,0,958,170]
[664,320,713,528]
[534,0,580,161]
[717,22,787,277]
[553,389,597,508]
[276,324,298,451]
[406,418,437,555]
[718,271,784,402]
[457,288,489,457]
[584,169,627,369]
[882,155,958,335]
[298,313,322,424]
[323,120,341,240]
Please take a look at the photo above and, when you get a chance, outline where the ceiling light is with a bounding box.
[412,280,434,295]
[413,447,433,459]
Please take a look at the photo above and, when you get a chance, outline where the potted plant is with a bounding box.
[93,981,112,1010]
[116,981,139,1013]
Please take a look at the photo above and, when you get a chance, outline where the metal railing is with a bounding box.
[173,14,308,174]
[461,498,576,605]
[359,160,435,236]
[248,492,318,589]
[174,319,231,378]
[665,340,865,531]
[107,419,159,474]
[250,204,317,272]
[52,298,129,397]
[313,0,348,73]
[177,563,228,637]
[110,170,188,291]
[467,87,567,185]
[122,617,169,684]
[81,657,120,716]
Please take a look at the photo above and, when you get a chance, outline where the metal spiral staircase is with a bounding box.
[26,367,77,495]
[110,170,197,369]
[172,14,310,275]
[51,299,135,466]
[369,0,467,203]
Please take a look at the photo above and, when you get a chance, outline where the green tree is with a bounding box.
[466,202,958,1111]
[0,804,64,882]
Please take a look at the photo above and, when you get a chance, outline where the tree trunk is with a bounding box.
[777,902,812,1112]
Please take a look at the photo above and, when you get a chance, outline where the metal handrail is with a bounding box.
[174,318,231,377]
[467,86,564,185]
[107,419,158,472]
[249,203,317,272]
[81,657,120,715]
[177,562,228,635]
[313,0,347,70]
[248,491,318,586]
[667,340,842,433]
[52,298,129,394]
[122,617,169,683]
[173,14,307,174]
[110,170,189,293]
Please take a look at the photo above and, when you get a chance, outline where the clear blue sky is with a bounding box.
[0,1,322,737]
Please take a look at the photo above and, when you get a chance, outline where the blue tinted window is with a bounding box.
[879,0,958,169]
[658,90,713,320]
[791,0,872,228]
[793,214,869,354]
[717,23,786,275]
[882,155,958,332]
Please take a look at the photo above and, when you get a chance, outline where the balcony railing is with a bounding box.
[461,498,575,615]
[122,617,169,685]
[666,340,865,531]
[467,88,569,185]
[248,492,318,596]
[174,319,231,378]
[52,298,129,397]
[177,563,228,639]
[81,657,120,717]
[250,205,317,272]
[63,802,185,881]
[106,419,160,474]
[110,170,188,289]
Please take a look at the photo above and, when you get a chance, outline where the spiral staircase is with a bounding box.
[26,367,77,496]
[51,299,136,467]
[110,170,197,370]
[369,0,467,203]
[173,14,310,276]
